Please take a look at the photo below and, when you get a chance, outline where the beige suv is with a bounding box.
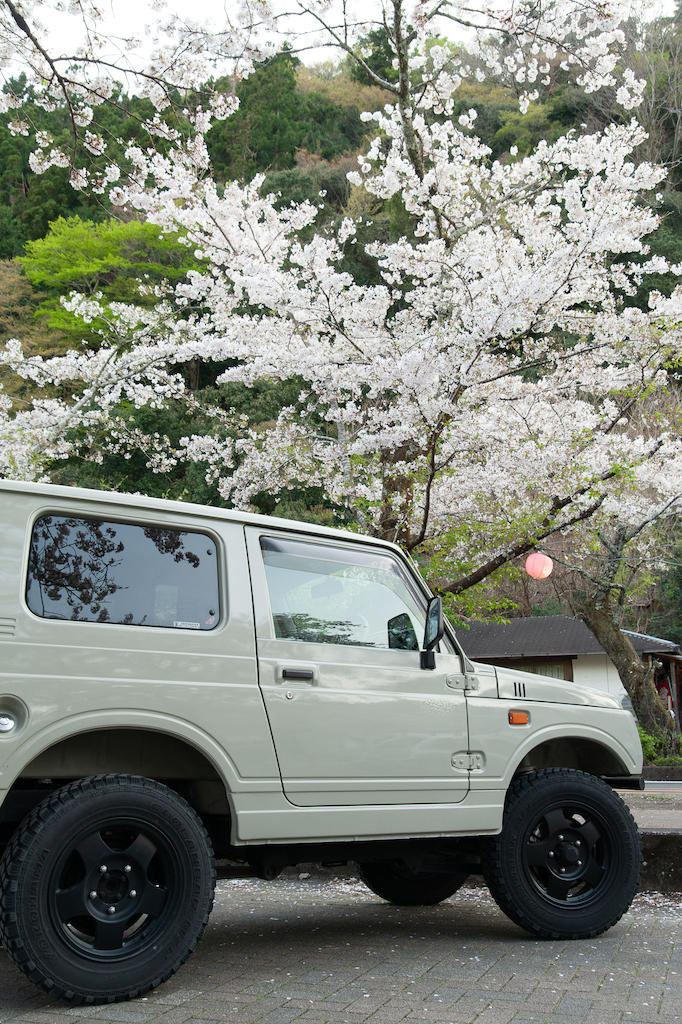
[0,480,643,1004]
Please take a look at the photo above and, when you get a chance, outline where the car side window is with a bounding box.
[26,514,220,630]
[260,535,425,650]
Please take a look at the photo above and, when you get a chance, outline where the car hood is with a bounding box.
[487,664,621,709]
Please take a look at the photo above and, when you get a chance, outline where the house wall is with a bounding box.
[572,653,628,701]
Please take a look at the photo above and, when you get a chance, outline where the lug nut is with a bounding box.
[107,905,116,914]
[548,851,555,858]
[99,864,107,873]
[124,864,132,873]
[129,890,137,898]
[558,834,564,841]
[89,890,97,900]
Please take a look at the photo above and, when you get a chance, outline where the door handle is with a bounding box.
[281,667,314,681]
[275,662,318,684]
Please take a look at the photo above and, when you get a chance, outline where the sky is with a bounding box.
[34,0,681,62]
[13,0,681,87]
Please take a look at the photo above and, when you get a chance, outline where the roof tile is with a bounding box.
[458,615,681,659]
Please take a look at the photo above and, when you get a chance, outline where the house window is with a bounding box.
[26,514,219,629]
[512,660,573,681]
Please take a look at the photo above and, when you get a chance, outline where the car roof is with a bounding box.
[0,478,402,554]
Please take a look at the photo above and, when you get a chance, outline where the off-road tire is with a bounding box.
[482,768,641,939]
[357,859,467,906]
[0,774,215,1004]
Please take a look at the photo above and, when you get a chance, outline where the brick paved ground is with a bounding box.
[0,874,680,1024]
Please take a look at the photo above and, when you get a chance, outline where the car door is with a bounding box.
[246,528,470,807]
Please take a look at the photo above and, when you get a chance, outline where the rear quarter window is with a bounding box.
[26,514,220,630]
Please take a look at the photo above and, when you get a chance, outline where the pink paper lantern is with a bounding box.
[525,552,554,579]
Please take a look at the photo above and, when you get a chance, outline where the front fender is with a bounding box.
[466,697,642,791]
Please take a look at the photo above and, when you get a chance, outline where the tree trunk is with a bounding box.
[188,356,201,392]
[580,601,678,754]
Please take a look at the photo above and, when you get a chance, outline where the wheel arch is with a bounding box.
[512,735,631,785]
[1,716,238,850]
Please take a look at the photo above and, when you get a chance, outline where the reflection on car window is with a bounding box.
[260,536,425,649]
[26,514,220,630]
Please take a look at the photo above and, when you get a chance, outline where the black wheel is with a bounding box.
[357,859,467,906]
[0,774,215,1004]
[483,768,641,939]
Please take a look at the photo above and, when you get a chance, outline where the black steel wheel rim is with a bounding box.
[521,799,616,908]
[48,816,182,962]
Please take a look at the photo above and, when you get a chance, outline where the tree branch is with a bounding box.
[441,492,610,596]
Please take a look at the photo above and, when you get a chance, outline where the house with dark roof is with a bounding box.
[457,615,681,727]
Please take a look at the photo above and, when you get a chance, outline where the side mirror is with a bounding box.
[420,596,444,669]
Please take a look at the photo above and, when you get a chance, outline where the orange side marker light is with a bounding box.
[508,711,529,725]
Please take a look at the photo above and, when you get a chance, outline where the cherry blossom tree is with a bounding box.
[439,391,682,748]
[1,1,681,737]
[0,0,269,182]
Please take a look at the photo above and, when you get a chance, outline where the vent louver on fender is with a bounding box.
[0,617,16,638]
[513,680,527,698]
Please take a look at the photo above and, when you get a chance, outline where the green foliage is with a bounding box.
[262,162,353,214]
[52,400,228,505]
[3,22,682,560]
[0,260,72,404]
[638,725,660,762]
[647,535,682,645]
[0,77,160,254]
[447,80,590,161]
[0,143,104,257]
[629,192,682,311]
[208,53,366,182]
[448,82,519,158]
[530,597,568,617]
[218,376,303,427]
[18,216,204,336]
[299,92,365,159]
[11,168,105,243]
[422,528,521,626]
[251,487,347,527]
[51,373,348,521]
[208,53,305,180]
[0,207,24,259]
[0,260,56,348]
[348,28,399,87]
[638,725,682,765]
[493,104,565,158]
